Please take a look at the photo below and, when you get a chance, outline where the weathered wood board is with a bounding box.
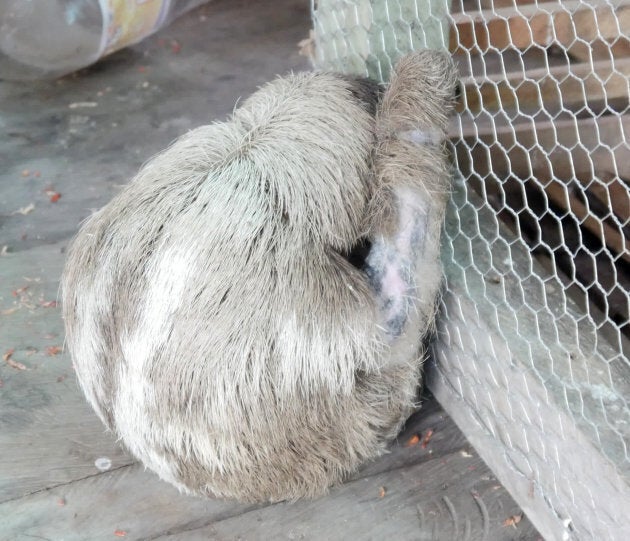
[0,397,537,541]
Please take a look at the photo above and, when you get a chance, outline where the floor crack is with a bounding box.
[0,461,136,506]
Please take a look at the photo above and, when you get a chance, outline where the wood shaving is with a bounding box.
[298,31,316,61]
[503,513,523,528]
[1,307,19,316]
[405,434,420,447]
[6,358,27,370]
[298,30,316,61]
[421,429,434,449]
[46,346,62,356]
[4,349,27,370]
[68,102,98,109]
[45,190,61,203]
[12,286,29,297]
[114,530,127,537]
[12,203,35,215]
[378,486,386,498]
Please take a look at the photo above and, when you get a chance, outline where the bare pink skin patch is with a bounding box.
[366,186,430,340]
[364,127,441,344]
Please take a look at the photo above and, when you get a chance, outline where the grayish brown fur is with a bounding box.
[61,51,457,502]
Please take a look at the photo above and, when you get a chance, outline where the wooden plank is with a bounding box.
[0,463,259,541]
[150,452,535,541]
[430,180,630,541]
[0,393,538,540]
[0,241,134,503]
[459,57,630,114]
[449,0,630,59]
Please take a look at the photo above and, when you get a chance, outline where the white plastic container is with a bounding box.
[0,0,208,80]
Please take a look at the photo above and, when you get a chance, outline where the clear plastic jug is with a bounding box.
[0,0,208,80]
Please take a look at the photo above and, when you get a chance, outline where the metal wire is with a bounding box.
[312,1,630,538]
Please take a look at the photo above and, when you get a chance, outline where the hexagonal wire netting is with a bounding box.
[311,1,630,539]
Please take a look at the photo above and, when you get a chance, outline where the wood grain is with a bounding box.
[151,453,529,541]
[0,400,538,541]
[0,241,134,503]
[450,0,630,60]
[451,0,630,50]
[460,57,630,114]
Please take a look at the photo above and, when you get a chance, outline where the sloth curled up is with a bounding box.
[62,51,457,502]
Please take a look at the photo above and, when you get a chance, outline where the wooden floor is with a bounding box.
[0,1,539,539]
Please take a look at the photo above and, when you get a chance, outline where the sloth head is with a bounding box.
[120,72,381,259]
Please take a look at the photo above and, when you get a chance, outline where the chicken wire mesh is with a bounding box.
[311,1,630,539]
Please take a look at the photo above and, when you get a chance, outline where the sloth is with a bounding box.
[62,50,456,502]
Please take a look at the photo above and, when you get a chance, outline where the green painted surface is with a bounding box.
[313,0,451,81]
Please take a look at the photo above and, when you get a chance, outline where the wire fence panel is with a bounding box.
[312,1,630,539]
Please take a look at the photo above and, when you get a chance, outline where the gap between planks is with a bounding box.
[0,463,136,506]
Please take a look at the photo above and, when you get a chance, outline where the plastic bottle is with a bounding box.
[0,0,209,80]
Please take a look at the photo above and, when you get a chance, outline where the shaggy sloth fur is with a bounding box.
[62,50,457,502]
